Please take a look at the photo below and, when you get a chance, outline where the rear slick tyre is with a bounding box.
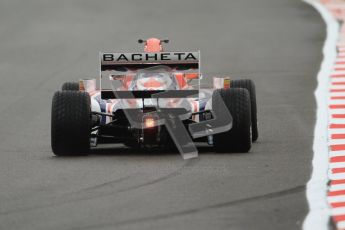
[230,79,258,142]
[213,88,252,153]
[62,82,79,91]
[51,91,91,156]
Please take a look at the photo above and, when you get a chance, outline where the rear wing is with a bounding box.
[99,51,200,99]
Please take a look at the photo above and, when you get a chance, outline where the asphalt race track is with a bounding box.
[0,0,325,229]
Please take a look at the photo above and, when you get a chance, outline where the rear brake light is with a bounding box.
[144,117,156,128]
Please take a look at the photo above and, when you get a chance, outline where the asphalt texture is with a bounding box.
[0,0,325,229]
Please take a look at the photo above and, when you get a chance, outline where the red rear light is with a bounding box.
[144,117,155,128]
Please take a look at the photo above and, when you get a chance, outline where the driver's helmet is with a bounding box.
[135,72,173,90]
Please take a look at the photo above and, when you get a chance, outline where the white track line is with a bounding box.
[303,0,338,229]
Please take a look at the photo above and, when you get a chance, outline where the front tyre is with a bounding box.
[213,88,251,153]
[51,91,91,156]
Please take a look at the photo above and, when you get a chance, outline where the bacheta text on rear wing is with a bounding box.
[101,52,199,65]
[99,51,200,99]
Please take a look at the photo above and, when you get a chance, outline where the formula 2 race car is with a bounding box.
[51,38,258,159]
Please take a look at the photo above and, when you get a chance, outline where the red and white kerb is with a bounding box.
[321,0,345,228]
